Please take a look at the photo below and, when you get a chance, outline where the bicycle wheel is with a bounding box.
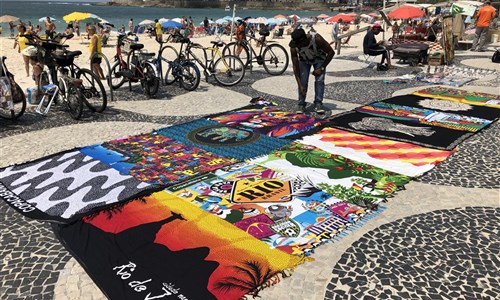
[164,61,177,85]
[65,82,83,120]
[142,63,160,98]
[222,42,250,67]
[262,44,289,75]
[76,68,107,112]
[158,45,178,84]
[213,55,245,86]
[0,83,26,120]
[179,62,200,91]
[110,60,127,89]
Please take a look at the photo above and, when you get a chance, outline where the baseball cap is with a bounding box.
[372,23,385,32]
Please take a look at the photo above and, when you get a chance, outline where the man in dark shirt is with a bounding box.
[363,23,392,68]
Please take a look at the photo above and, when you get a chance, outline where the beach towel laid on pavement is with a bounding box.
[412,87,500,109]
[208,106,325,139]
[53,192,304,300]
[356,101,492,132]
[80,132,237,186]
[299,127,454,177]
[156,119,291,161]
[249,143,410,208]
[165,162,368,255]
[0,151,156,223]
[381,94,500,121]
[326,111,474,150]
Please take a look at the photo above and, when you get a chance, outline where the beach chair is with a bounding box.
[340,35,351,47]
[273,28,284,39]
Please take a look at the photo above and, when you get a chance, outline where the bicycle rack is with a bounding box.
[35,83,59,116]
[90,52,114,102]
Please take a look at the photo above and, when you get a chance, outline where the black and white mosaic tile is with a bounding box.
[0,200,70,300]
[326,207,500,300]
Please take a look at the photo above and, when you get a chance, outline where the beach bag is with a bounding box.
[492,49,500,63]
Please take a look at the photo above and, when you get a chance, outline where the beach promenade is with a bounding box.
[1,24,499,299]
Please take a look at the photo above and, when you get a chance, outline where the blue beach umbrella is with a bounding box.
[215,18,228,25]
[39,17,56,23]
[161,20,182,29]
[223,16,233,20]
[265,18,278,25]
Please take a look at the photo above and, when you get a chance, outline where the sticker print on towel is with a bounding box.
[356,102,491,132]
[209,106,325,139]
[326,111,474,150]
[0,151,152,222]
[156,119,291,161]
[166,162,368,255]
[412,87,500,109]
[249,143,410,208]
[299,127,453,177]
[381,94,500,121]
[53,192,304,300]
[80,133,237,186]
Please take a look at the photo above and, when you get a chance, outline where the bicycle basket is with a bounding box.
[121,38,135,54]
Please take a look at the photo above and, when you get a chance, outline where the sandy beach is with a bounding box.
[0,22,374,92]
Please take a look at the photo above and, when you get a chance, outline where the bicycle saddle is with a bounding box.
[139,53,155,57]
[130,43,144,51]
[66,50,82,58]
[210,41,225,47]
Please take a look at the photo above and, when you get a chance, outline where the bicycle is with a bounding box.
[109,33,159,98]
[24,33,106,119]
[148,31,179,85]
[0,56,27,120]
[163,35,201,91]
[223,31,289,75]
[182,38,245,86]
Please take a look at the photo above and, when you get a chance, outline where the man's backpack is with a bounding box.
[492,49,500,63]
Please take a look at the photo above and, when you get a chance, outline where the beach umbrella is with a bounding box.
[161,20,182,29]
[171,18,183,23]
[215,18,228,25]
[139,19,155,26]
[158,18,169,23]
[274,14,287,19]
[0,15,19,23]
[63,12,91,23]
[276,18,288,24]
[301,18,314,23]
[223,16,233,20]
[199,19,214,25]
[368,12,380,18]
[326,14,355,23]
[347,12,359,16]
[317,14,330,19]
[265,18,278,25]
[254,17,267,24]
[387,6,425,19]
[38,17,56,23]
[288,14,300,20]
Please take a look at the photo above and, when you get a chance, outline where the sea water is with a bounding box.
[0,1,334,28]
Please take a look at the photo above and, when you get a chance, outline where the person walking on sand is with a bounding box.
[88,26,105,80]
[470,1,497,52]
[44,17,56,39]
[13,24,30,77]
[9,21,15,38]
[289,28,335,114]
[330,18,342,49]
[129,19,133,32]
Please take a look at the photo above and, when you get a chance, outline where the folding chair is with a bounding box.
[363,53,377,68]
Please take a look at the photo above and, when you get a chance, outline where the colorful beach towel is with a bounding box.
[209,106,325,139]
[381,94,500,121]
[412,87,500,109]
[53,192,304,300]
[80,132,237,186]
[166,162,367,255]
[0,151,155,222]
[300,127,453,177]
[327,111,474,150]
[156,119,291,161]
[249,143,410,208]
[356,102,491,132]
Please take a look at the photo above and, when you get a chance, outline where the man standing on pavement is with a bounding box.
[289,28,335,114]
[471,1,497,52]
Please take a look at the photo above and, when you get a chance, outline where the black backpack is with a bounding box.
[492,49,500,63]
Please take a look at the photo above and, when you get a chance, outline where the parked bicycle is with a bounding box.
[223,31,289,75]
[0,56,27,120]
[110,32,159,98]
[182,38,245,86]
[150,32,179,85]
[163,34,201,91]
[24,33,107,119]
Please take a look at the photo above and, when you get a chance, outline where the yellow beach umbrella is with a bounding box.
[0,15,19,23]
[63,12,91,23]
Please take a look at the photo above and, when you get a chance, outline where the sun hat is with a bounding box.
[21,46,38,57]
